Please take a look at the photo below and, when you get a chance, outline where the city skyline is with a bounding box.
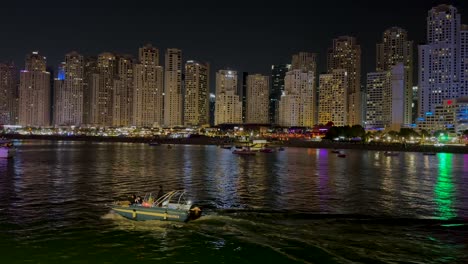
[1,1,467,80]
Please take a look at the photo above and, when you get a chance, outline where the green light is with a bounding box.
[434,153,457,220]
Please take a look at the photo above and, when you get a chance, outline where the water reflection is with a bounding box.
[434,153,456,220]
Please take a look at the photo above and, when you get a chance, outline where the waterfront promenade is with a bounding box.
[2,134,468,154]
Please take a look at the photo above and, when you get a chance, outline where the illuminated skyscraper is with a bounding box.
[318,69,348,126]
[419,5,463,117]
[133,44,164,127]
[184,60,209,127]
[19,52,51,127]
[89,52,116,126]
[0,63,18,125]
[269,64,291,125]
[246,74,269,124]
[215,70,242,125]
[113,55,133,127]
[54,52,84,126]
[164,48,183,127]
[327,36,361,125]
[377,27,413,125]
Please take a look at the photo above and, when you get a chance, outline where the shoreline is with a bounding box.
[2,134,467,154]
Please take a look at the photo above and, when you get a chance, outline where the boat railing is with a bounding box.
[153,190,190,209]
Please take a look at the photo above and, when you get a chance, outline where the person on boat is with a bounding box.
[135,196,143,204]
[157,185,164,199]
[129,194,136,205]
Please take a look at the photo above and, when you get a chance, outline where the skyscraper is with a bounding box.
[82,57,97,125]
[53,52,84,126]
[164,48,183,127]
[0,63,18,125]
[214,70,242,125]
[318,69,348,126]
[269,64,291,125]
[278,69,315,127]
[184,60,209,127]
[133,44,164,127]
[419,4,463,117]
[19,52,51,127]
[113,55,133,127]
[327,36,361,125]
[376,27,413,125]
[246,74,269,124]
[366,64,405,130]
[292,52,317,73]
[241,72,248,123]
[89,53,116,127]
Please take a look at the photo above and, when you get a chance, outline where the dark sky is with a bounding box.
[1,0,467,84]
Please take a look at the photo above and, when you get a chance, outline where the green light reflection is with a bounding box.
[434,153,457,220]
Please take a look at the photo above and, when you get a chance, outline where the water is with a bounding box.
[0,141,467,263]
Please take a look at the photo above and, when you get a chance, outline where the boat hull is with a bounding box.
[112,205,193,222]
[0,148,15,159]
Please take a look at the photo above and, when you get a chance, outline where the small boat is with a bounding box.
[259,148,274,153]
[0,139,15,159]
[384,151,399,157]
[233,148,256,155]
[148,141,161,146]
[331,149,340,153]
[423,152,436,156]
[337,153,346,158]
[220,145,232,150]
[167,145,172,149]
[278,147,285,151]
[111,190,202,222]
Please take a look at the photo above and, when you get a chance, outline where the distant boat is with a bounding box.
[220,145,232,150]
[423,152,436,156]
[384,151,399,157]
[259,148,274,153]
[278,147,285,151]
[337,153,346,158]
[233,147,256,155]
[331,149,340,153]
[148,141,161,146]
[167,145,172,149]
[0,139,15,159]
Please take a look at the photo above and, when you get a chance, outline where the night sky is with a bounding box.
[1,0,467,85]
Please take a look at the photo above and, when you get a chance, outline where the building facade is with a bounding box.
[327,36,361,125]
[133,44,164,127]
[318,69,348,126]
[184,61,209,127]
[112,55,133,127]
[269,64,291,125]
[0,63,18,125]
[18,52,51,127]
[164,48,183,127]
[214,70,242,125]
[419,5,465,117]
[246,74,269,124]
[376,27,414,125]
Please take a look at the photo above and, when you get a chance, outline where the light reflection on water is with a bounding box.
[1,141,468,263]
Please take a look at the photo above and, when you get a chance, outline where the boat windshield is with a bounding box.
[154,190,191,208]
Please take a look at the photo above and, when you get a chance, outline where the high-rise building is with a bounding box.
[241,72,248,123]
[53,52,84,126]
[18,52,51,127]
[461,24,468,96]
[82,57,97,125]
[278,70,315,127]
[0,63,18,125]
[89,53,116,127]
[184,60,209,127]
[133,44,164,127]
[113,55,133,127]
[292,52,317,73]
[246,74,269,124]
[419,5,464,117]
[164,48,183,127]
[269,64,291,125]
[376,27,413,125]
[327,36,361,125]
[366,64,406,130]
[214,70,242,125]
[318,69,348,126]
